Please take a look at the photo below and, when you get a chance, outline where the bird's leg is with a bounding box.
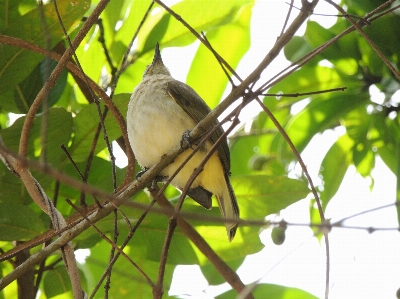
[136,167,167,191]
[135,167,148,181]
[180,130,193,149]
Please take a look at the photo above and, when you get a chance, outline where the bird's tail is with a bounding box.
[216,175,240,241]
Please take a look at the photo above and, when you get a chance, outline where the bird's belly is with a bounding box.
[127,76,226,193]
[127,86,196,169]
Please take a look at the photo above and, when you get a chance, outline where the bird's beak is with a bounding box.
[153,43,163,65]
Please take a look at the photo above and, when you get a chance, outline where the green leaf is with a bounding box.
[320,134,354,209]
[200,256,244,285]
[101,0,132,44]
[43,265,87,298]
[139,0,252,52]
[343,107,377,178]
[43,265,72,298]
[13,57,68,114]
[0,0,36,30]
[0,202,46,240]
[0,162,31,205]
[272,93,368,160]
[230,110,285,176]
[233,175,310,220]
[0,0,90,93]
[86,240,174,298]
[358,38,385,77]
[69,93,130,162]
[363,14,400,58]
[230,133,262,175]
[284,36,314,63]
[343,0,386,15]
[217,283,319,299]
[114,0,154,46]
[0,107,73,164]
[186,3,252,108]
[268,65,356,107]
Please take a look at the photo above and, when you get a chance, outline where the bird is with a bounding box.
[126,43,239,241]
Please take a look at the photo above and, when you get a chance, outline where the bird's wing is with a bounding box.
[167,80,231,173]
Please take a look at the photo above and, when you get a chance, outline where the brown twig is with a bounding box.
[280,0,295,38]
[262,87,347,97]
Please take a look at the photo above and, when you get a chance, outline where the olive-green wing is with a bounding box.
[167,80,231,173]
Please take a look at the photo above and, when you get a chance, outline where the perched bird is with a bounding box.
[127,43,239,241]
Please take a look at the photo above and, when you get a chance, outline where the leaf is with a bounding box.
[186,3,252,108]
[230,131,261,175]
[0,107,73,164]
[13,57,68,114]
[363,14,400,58]
[0,0,36,30]
[217,283,319,299]
[200,256,244,285]
[139,0,252,52]
[86,240,174,298]
[182,202,264,264]
[319,134,354,209]
[43,265,87,298]
[43,265,72,298]
[230,110,286,176]
[284,36,314,63]
[271,93,368,160]
[69,93,130,162]
[268,65,356,107]
[0,162,31,205]
[0,202,46,240]
[233,175,310,219]
[0,0,90,93]
[343,107,377,178]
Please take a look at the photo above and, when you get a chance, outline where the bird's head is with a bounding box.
[143,43,171,78]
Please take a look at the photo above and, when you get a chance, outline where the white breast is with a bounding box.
[127,75,196,168]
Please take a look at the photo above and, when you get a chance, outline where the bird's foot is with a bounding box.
[180,130,193,149]
[135,167,149,181]
[136,168,166,191]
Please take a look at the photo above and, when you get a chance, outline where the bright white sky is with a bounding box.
[82,0,399,298]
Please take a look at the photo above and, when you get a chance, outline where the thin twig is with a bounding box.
[280,0,295,38]
[262,86,347,97]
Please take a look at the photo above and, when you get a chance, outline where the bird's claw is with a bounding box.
[135,167,149,181]
[136,168,167,191]
[180,130,193,149]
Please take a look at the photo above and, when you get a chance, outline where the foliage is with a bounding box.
[0,0,399,298]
